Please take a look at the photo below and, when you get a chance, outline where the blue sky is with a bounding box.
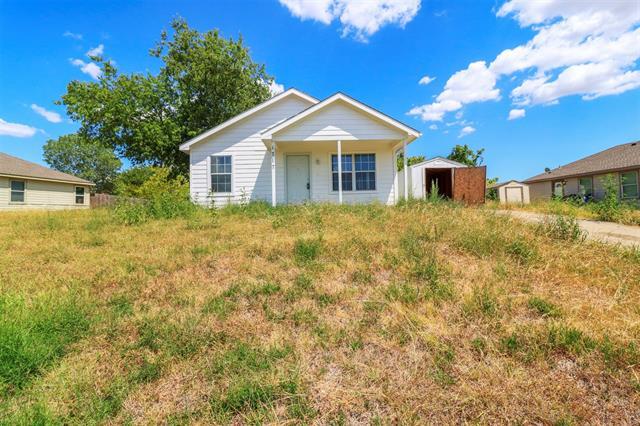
[1,0,639,181]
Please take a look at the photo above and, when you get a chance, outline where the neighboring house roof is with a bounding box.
[0,152,94,185]
[261,92,421,141]
[410,157,468,169]
[525,141,640,183]
[179,88,319,152]
[488,180,524,189]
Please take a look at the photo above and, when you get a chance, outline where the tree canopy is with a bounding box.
[59,18,274,175]
[43,134,121,192]
[447,144,485,167]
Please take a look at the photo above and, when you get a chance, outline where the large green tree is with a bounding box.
[59,18,273,174]
[447,144,485,167]
[43,134,121,192]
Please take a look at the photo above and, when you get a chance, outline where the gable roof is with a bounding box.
[179,88,318,152]
[0,152,94,185]
[410,156,468,169]
[525,141,640,183]
[488,180,523,189]
[261,92,421,141]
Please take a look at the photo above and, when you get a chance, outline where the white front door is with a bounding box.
[286,155,310,203]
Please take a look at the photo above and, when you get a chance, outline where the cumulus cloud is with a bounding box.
[418,75,435,85]
[268,80,285,96]
[0,118,37,138]
[86,44,104,57]
[30,104,62,123]
[508,109,525,120]
[63,31,82,40]
[279,0,420,41]
[409,1,640,125]
[459,126,476,138]
[70,58,102,80]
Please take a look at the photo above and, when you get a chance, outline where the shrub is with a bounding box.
[591,174,621,222]
[537,215,586,243]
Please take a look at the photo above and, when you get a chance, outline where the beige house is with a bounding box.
[525,141,640,202]
[0,152,93,211]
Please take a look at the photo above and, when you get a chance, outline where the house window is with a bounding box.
[552,181,564,198]
[620,171,638,199]
[10,180,25,203]
[578,177,593,197]
[211,155,232,193]
[331,154,353,191]
[355,154,376,191]
[75,187,85,204]
[332,154,376,191]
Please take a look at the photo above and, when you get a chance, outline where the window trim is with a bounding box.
[620,170,639,199]
[75,186,85,205]
[578,176,594,197]
[209,154,233,195]
[330,152,377,193]
[10,179,25,204]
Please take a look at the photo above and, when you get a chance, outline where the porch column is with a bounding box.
[337,139,343,204]
[271,141,276,207]
[403,138,409,200]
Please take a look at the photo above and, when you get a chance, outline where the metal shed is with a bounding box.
[490,180,530,204]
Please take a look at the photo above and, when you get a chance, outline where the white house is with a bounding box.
[180,89,421,206]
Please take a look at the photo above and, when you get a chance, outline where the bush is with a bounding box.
[113,167,196,224]
[591,174,621,222]
[537,215,586,243]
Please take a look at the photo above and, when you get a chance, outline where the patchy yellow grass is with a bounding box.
[1,203,639,424]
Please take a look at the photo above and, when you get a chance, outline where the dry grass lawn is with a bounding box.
[1,202,639,424]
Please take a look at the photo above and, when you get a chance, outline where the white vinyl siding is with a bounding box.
[189,95,314,206]
[0,177,91,210]
[273,101,404,142]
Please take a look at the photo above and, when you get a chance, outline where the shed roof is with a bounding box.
[0,152,94,185]
[525,141,640,183]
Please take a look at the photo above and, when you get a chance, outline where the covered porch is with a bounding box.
[260,93,421,206]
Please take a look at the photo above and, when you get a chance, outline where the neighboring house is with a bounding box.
[180,89,421,206]
[0,152,93,210]
[524,141,640,202]
[408,157,467,199]
[489,180,530,204]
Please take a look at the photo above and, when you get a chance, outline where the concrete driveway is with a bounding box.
[498,210,640,247]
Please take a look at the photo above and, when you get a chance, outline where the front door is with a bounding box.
[286,155,310,203]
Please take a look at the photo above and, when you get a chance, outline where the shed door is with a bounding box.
[453,166,486,204]
[505,186,523,203]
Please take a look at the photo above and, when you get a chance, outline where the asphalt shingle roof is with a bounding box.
[525,141,640,183]
[0,152,94,185]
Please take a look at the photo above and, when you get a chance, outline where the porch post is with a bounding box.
[403,138,409,200]
[271,141,276,207]
[337,139,343,204]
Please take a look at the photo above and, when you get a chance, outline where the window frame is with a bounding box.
[209,155,233,195]
[578,176,594,197]
[620,170,639,199]
[75,186,85,205]
[10,179,25,203]
[330,152,377,193]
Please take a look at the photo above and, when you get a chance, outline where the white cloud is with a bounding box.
[70,58,102,80]
[279,0,421,42]
[418,75,435,85]
[409,0,640,126]
[86,44,104,57]
[508,109,525,120]
[63,31,82,40]
[0,118,37,138]
[454,111,463,120]
[428,124,437,130]
[458,126,476,138]
[268,80,285,96]
[30,104,62,123]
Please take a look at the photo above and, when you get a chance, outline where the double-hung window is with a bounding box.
[578,177,593,197]
[620,171,638,199]
[211,155,232,193]
[10,180,25,203]
[75,187,85,204]
[331,153,376,191]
